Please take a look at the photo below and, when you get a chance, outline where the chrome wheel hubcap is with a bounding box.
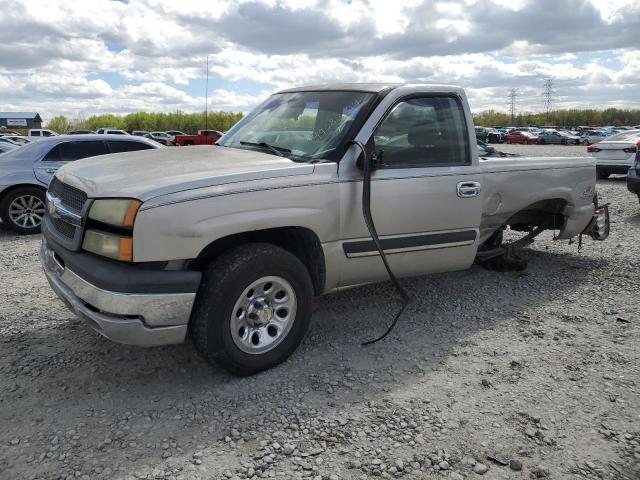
[231,276,297,354]
[8,195,45,229]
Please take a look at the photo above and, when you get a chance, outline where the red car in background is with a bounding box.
[504,130,539,145]
[174,130,223,146]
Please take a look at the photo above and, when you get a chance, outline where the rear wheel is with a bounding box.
[0,186,46,235]
[538,138,545,145]
[190,243,314,376]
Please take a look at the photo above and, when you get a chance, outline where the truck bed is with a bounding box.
[478,156,596,242]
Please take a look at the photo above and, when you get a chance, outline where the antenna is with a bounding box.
[205,55,209,131]
[508,88,518,123]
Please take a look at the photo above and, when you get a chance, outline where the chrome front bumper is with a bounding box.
[40,241,194,346]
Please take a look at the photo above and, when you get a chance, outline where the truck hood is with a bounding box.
[55,145,316,200]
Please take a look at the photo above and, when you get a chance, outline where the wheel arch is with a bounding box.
[192,226,326,295]
[504,197,569,232]
[0,183,47,204]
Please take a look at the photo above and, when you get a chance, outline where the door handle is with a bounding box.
[457,181,481,198]
[45,168,57,174]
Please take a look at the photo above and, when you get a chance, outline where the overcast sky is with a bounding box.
[1,0,639,122]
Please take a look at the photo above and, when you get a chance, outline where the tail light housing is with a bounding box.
[622,146,637,154]
[587,146,601,153]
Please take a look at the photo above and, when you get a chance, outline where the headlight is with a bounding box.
[82,230,133,262]
[88,199,141,227]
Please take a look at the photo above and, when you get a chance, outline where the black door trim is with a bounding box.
[342,229,477,258]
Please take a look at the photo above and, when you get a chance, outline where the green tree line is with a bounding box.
[46,111,244,134]
[473,108,640,127]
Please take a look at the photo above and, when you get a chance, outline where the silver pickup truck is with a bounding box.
[40,84,609,375]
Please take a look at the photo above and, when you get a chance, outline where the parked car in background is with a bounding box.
[165,130,186,137]
[513,127,542,136]
[68,130,96,135]
[587,130,640,179]
[131,130,150,136]
[0,135,30,145]
[475,127,489,142]
[504,130,539,144]
[145,131,175,145]
[0,142,17,154]
[485,128,504,143]
[28,129,58,141]
[0,135,162,234]
[580,130,611,145]
[0,137,21,147]
[537,129,579,145]
[174,130,223,146]
[96,128,129,135]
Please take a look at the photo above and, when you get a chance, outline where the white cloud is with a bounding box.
[0,0,638,120]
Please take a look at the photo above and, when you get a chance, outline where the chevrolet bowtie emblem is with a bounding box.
[45,192,83,227]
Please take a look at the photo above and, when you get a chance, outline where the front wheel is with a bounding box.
[0,186,46,235]
[190,243,314,376]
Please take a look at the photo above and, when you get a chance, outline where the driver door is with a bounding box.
[337,93,483,287]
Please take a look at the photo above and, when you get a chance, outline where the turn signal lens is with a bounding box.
[88,199,141,227]
[82,230,133,262]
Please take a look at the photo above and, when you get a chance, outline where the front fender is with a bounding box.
[132,181,340,262]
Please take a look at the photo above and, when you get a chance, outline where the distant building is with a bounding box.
[0,112,43,130]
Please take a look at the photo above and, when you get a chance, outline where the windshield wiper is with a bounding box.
[239,141,290,157]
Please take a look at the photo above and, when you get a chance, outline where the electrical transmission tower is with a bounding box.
[543,77,554,117]
[508,88,518,123]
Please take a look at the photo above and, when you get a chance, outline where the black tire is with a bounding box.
[582,139,590,146]
[561,139,566,145]
[0,186,46,235]
[190,243,314,376]
[538,138,545,145]
[597,170,610,180]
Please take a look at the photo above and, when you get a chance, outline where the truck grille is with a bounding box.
[46,178,88,247]
[48,177,87,213]
[51,217,77,240]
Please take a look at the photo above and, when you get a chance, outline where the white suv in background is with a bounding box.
[96,128,129,135]
[28,129,58,141]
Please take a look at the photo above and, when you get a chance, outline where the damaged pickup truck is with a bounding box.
[40,84,609,375]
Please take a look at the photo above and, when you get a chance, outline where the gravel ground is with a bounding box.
[1,145,639,480]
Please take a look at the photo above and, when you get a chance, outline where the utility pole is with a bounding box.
[508,88,518,123]
[543,77,554,119]
[205,55,209,131]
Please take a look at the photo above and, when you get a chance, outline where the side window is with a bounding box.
[107,141,154,153]
[42,131,53,137]
[58,141,109,161]
[373,96,469,168]
[31,131,41,137]
[43,145,61,161]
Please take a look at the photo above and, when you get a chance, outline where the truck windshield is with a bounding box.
[219,91,374,161]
